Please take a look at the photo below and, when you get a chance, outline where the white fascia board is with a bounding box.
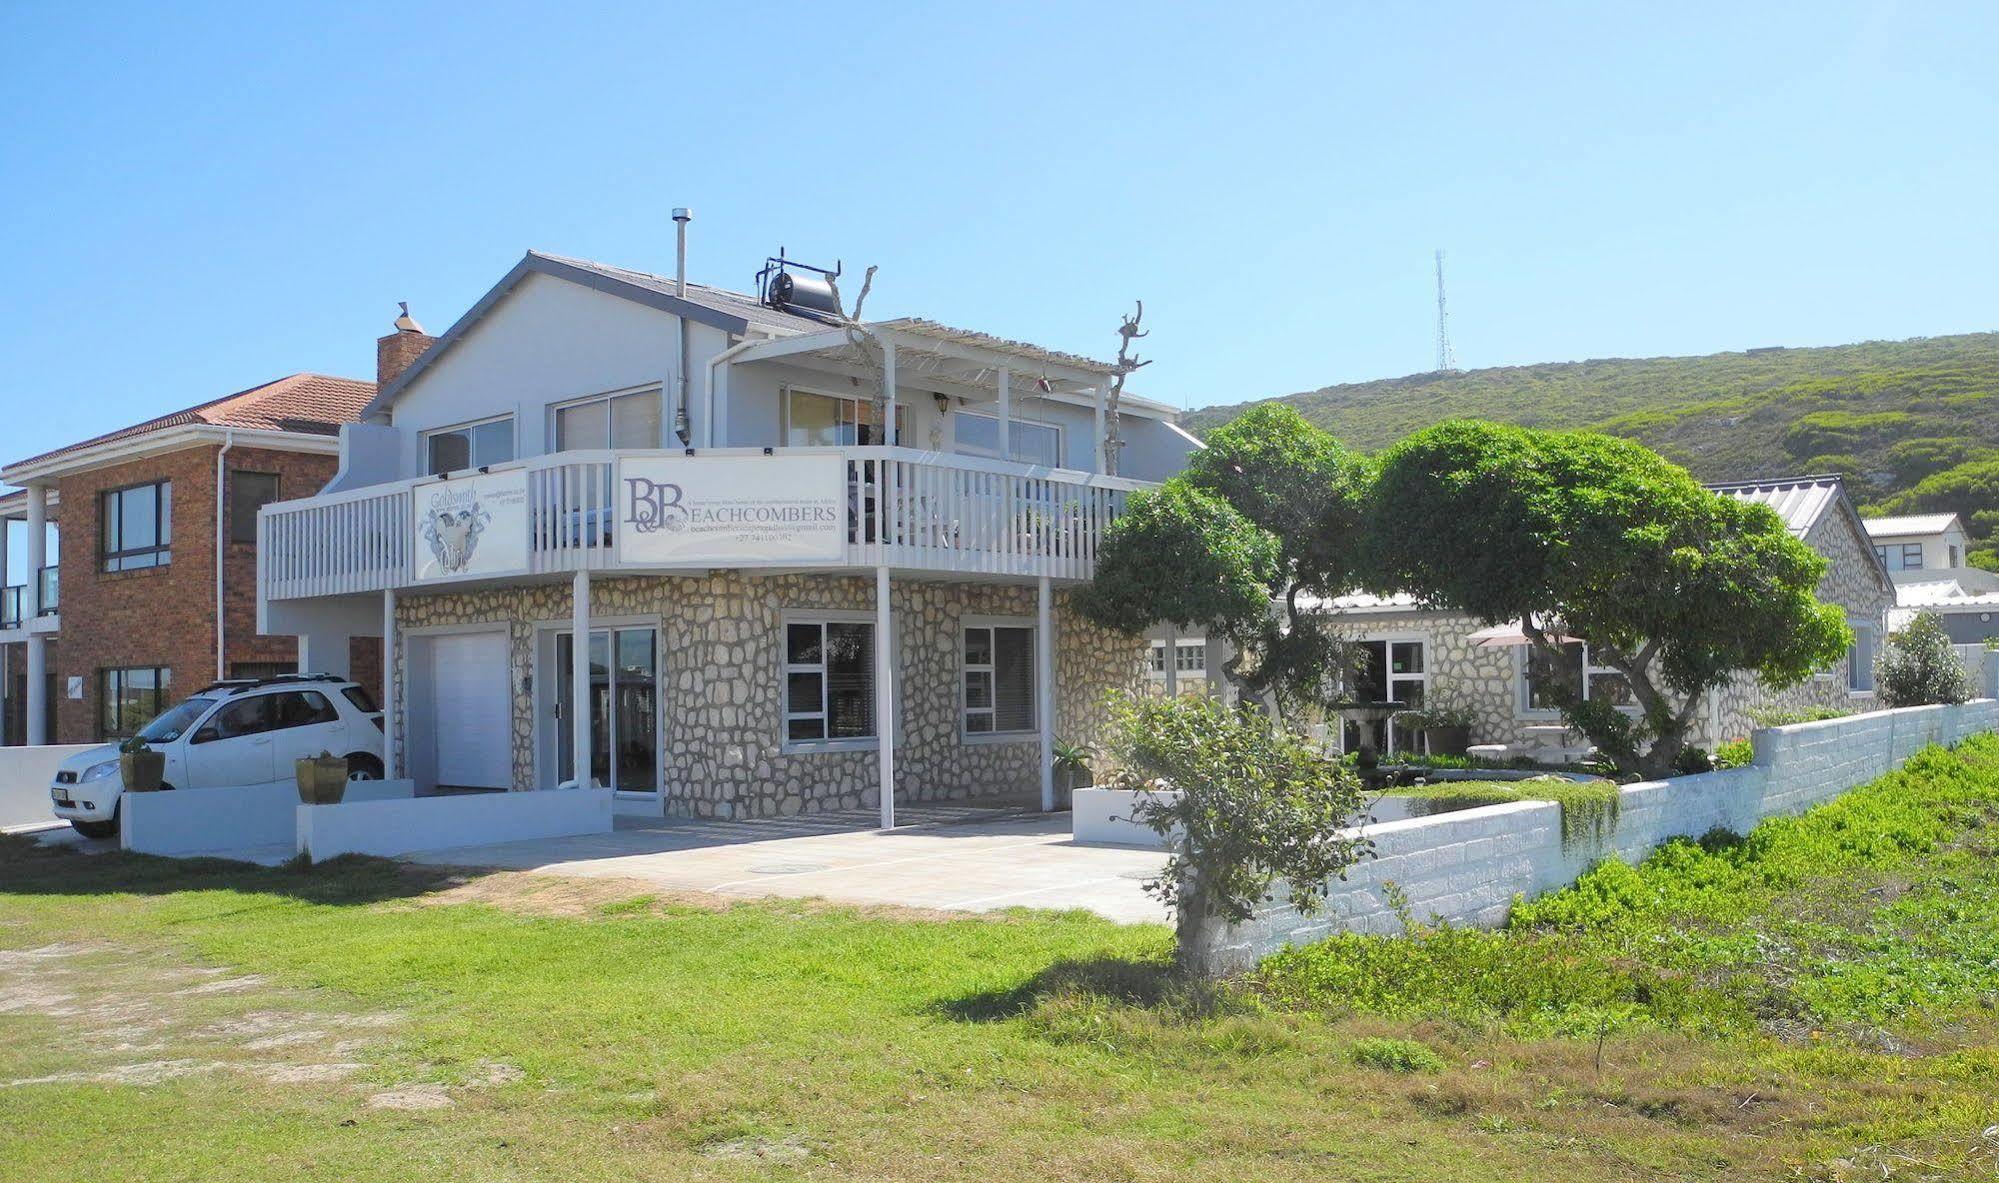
[1,425,342,486]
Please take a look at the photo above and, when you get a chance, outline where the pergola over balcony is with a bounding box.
[716,318,1125,471]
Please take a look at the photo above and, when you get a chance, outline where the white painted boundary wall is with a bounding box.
[124,780,417,858]
[296,787,613,862]
[0,745,98,830]
[1193,700,1999,975]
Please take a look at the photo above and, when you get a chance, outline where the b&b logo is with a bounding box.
[625,476,690,534]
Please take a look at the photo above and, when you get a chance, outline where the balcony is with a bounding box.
[261,447,1153,602]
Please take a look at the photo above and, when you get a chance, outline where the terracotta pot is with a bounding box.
[295,756,349,805]
[121,749,166,793]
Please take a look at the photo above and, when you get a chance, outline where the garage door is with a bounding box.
[429,631,512,790]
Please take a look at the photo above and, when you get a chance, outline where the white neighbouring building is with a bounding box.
[258,245,1198,823]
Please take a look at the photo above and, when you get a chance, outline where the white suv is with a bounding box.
[50,674,386,839]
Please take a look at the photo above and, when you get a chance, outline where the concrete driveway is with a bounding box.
[405,804,1172,925]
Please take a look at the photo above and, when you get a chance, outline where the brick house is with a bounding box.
[1,372,378,745]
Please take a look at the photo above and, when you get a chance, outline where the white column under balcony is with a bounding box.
[571,569,592,790]
[24,485,48,745]
[382,589,399,778]
[1037,576,1055,811]
[876,565,895,829]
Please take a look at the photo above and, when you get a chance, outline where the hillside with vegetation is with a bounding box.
[1184,331,1999,565]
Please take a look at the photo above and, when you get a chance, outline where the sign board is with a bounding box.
[616,455,846,566]
[412,471,529,582]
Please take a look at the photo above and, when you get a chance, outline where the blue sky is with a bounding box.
[1,0,1994,477]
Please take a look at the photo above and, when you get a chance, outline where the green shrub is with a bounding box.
[1877,610,1974,707]
[1349,1036,1446,1073]
[1713,738,1755,768]
[1747,704,1851,727]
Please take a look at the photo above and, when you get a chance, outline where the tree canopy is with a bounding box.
[1368,420,1853,776]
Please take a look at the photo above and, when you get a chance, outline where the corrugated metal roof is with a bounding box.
[6,373,372,472]
[1704,475,1843,537]
[1862,513,1962,537]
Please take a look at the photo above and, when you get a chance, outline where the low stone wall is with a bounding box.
[1191,700,1999,975]
[124,779,417,859]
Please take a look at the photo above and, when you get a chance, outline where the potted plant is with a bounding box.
[295,750,349,806]
[1052,739,1095,808]
[120,738,166,793]
[1398,694,1476,758]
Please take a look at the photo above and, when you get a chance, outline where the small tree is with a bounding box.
[1079,404,1373,718]
[1370,420,1853,779]
[1104,693,1370,975]
[1877,610,1975,707]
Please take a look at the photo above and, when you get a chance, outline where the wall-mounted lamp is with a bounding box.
[762,446,774,456]
[684,447,696,457]
[932,393,949,414]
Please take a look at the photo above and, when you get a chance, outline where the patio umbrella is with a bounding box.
[1466,621,1581,648]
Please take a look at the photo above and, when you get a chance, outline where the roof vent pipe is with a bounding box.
[672,207,691,297]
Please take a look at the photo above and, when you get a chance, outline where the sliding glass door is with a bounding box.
[554,627,659,793]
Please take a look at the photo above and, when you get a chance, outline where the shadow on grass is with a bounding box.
[0,832,475,908]
[938,954,1192,1022]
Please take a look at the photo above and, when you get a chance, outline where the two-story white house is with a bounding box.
[259,241,1197,824]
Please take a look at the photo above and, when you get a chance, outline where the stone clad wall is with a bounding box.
[1190,699,1999,975]
[393,572,1145,818]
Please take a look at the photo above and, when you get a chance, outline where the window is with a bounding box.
[200,695,274,741]
[784,389,903,446]
[100,481,171,572]
[784,618,876,743]
[1949,544,1961,568]
[964,624,1035,735]
[229,661,295,681]
[1148,642,1168,673]
[953,411,1063,468]
[424,417,515,475]
[552,388,663,452]
[1848,624,1877,693]
[1174,642,1207,673]
[100,666,170,738]
[341,686,380,714]
[1901,542,1923,570]
[270,690,340,729]
[1519,642,1633,713]
[1877,542,1926,571]
[228,472,280,544]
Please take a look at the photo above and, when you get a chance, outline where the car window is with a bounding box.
[271,691,340,730]
[205,696,274,740]
[341,686,379,714]
[136,696,218,744]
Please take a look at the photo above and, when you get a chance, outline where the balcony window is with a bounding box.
[101,480,171,572]
[229,471,280,544]
[963,623,1035,736]
[553,388,662,452]
[784,389,902,447]
[424,416,515,476]
[783,616,875,745]
[100,665,170,738]
[954,411,1063,469]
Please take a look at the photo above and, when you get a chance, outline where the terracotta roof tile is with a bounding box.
[8,373,373,471]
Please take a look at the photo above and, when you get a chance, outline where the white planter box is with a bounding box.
[1071,786,1180,847]
[0,744,100,830]
[296,787,613,862]
[125,779,415,858]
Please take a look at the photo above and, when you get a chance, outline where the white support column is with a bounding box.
[875,565,895,829]
[879,340,897,444]
[710,360,729,448]
[1163,624,1179,699]
[1093,386,1107,473]
[1037,576,1055,811]
[24,485,48,745]
[996,368,1011,460]
[571,569,591,790]
[382,589,398,778]
[0,512,10,612]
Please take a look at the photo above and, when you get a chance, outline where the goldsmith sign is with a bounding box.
[615,455,846,565]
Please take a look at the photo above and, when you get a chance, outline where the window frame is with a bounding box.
[421,414,516,476]
[952,409,1065,469]
[228,471,281,545]
[780,610,880,753]
[99,479,173,573]
[782,385,905,447]
[1847,619,1877,695]
[548,384,665,453]
[1900,542,1923,571]
[961,617,1037,742]
[1515,641,1638,718]
[99,665,171,739]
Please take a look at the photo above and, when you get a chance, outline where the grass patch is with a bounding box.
[1350,1036,1447,1073]
[1385,777,1622,849]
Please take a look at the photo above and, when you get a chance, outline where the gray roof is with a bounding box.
[1863,512,1962,537]
[1705,475,1844,537]
[530,252,840,335]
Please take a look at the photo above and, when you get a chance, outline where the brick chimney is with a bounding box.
[376,301,436,388]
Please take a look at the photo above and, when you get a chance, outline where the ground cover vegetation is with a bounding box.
[6,735,1999,1179]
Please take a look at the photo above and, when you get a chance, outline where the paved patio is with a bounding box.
[406,802,1172,925]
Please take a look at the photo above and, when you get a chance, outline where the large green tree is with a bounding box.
[1078,404,1372,718]
[1368,420,1853,778]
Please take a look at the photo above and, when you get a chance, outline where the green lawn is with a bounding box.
[5,740,1999,1180]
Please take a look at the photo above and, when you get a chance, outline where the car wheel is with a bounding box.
[346,754,384,782]
[72,812,117,840]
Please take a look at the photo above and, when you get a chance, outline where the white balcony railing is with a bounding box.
[260,447,1153,602]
